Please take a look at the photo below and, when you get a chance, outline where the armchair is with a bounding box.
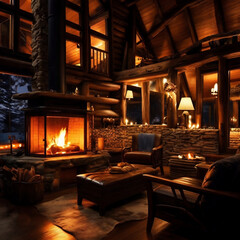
[123,133,164,175]
[144,154,240,237]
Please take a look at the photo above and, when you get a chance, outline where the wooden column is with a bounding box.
[48,0,66,93]
[127,6,136,69]
[156,78,165,123]
[232,101,239,127]
[121,84,127,125]
[167,70,177,128]
[218,57,230,153]
[195,67,203,127]
[107,0,113,77]
[141,82,150,124]
[82,0,90,73]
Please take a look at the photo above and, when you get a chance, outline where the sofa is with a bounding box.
[144,154,240,237]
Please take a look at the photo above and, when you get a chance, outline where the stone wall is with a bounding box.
[93,126,219,164]
[230,128,240,148]
[31,0,48,90]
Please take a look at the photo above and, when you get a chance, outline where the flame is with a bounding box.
[47,128,70,152]
[187,153,194,159]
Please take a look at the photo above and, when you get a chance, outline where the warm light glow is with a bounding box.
[145,122,148,125]
[187,153,194,159]
[163,78,168,84]
[0,143,23,150]
[126,90,133,100]
[178,97,195,111]
[130,122,133,125]
[47,128,71,153]
[125,119,129,125]
[211,83,218,96]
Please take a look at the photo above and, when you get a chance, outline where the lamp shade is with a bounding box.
[126,90,133,99]
[178,97,194,111]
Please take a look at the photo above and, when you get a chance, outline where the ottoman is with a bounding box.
[77,164,158,215]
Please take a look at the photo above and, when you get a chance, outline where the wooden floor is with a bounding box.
[0,166,198,240]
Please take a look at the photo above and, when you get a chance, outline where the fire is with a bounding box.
[187,153,194,159]
[47,128,71,153]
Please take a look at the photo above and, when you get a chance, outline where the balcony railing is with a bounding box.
[91,46,109,75]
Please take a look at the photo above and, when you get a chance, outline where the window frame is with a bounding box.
[0,0,33,58]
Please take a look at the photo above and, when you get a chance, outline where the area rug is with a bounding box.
[36,192,148,240]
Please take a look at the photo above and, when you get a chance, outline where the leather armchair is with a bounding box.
[123,133,164,175]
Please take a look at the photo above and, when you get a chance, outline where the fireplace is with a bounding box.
[26,114,86,156]
[13,91,90,157]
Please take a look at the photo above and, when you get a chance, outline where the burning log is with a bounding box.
[47,144,80,155]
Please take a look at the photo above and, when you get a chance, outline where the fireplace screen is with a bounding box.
[29,115,85,156]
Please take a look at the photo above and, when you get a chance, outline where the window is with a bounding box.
[0,73,31,147]
[0,0,33,55]
[19,0,32,13]
[0,11,11,49]
[19,18,32,54]
[65,1,82,67]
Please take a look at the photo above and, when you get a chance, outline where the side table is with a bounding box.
[169,155,205,179]
[105,148,124,164]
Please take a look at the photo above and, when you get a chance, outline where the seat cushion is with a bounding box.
[124,151,152,165]
[202,154,240,191]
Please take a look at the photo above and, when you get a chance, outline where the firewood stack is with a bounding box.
[3,166,42,183]
[2,166,44,204]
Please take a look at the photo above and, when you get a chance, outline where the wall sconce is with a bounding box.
[178,97,195,128]
[126,90,133,100]
[211,83,218,96]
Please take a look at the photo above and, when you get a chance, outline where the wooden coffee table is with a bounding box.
[76,164,158,215]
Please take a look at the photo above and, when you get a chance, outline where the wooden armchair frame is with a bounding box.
[143,174,240,233]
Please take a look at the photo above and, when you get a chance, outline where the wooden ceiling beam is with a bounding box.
[115,42,240,82]
[214,0,226,34]
[184,7,198,43]
[135,6,157,59]
[148,0,203,39]
[120,0,140,7]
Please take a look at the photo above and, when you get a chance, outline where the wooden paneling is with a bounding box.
[190,0,218,41]
[136,0,158,32]
[158,0,176,14]
[168,12,192,53]
[221,0,240,32]
[150,29,173,58]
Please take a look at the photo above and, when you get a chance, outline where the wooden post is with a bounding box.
[141,82,150,124]
[127,6,136,69]
[156,78,165,124]
[167,70,177,128]
[107,0,113,77]
[121,84,127,125]
[218,57,229,153]
[232,101,239,127]
[196,67,203,127]
[48,0,66,93]
[82,0,90,73]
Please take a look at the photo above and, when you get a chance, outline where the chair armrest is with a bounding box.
[152,144,163,151]
[143,174,240,201]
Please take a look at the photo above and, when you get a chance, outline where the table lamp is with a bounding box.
[178,97,194,128]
